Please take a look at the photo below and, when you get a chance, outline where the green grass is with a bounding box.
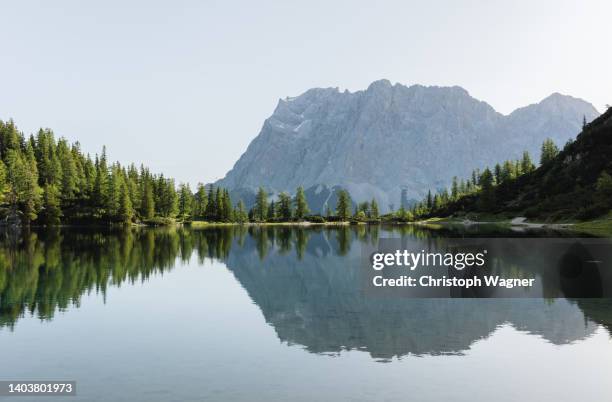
[421,213,512,224]
[188,220,353,227]
[141,217,177,226]
[571,213,612,237]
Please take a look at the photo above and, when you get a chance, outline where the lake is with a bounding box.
[1,225,611,401]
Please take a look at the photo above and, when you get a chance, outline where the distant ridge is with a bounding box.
[216,80,599,212]
[437,106,612,220]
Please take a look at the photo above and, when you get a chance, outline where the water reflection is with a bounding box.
[0,225,611,360]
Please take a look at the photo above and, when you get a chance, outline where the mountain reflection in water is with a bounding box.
[0,225,610,360]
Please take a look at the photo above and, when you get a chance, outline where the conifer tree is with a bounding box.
[0,160,8,204]
[6,147,42,223]
[370,198,379,219]
[357,201,370,217]
[214,187,223,221]
[92,149,109,214]
[204,185,217,220]
[501,160,514,183]
[234,200,248,223]
[521,151,535,174]
[140,180,155,220]
[267,200,276,221]
[478,168,495,211]
[253,187,268,222]
[426,190,433,210]
[451,176,459,200]
[494,164,502,185]
[336,190,351,220]
[396,205,408,221]
[540,138,559,165]
[193,183,208,219]
[106,166,122,219]
[118,179,133,223]
[57,138,77,200]
[41,184,62,225]
[178,183,194,221]
[278,192,293,221]
[294,186,309,219]
[222,189,233,221]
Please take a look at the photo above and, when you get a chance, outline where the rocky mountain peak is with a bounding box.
[216,80,599,213]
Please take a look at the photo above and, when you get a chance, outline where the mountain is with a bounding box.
[216,80,599,213]
[437,106,612,221]
[224,229,600,358]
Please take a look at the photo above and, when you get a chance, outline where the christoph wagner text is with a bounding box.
[372,276,536,289]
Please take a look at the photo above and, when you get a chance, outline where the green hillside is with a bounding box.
[428,107,612,222]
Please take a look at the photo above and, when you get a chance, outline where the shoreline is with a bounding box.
[3,216,610,236]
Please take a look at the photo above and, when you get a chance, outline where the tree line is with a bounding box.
[0,224,393,328]
[401,134,612,221]
[393,140,555,220]
[0,120,383,226]
[0,120,200,225]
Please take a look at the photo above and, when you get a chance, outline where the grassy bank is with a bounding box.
[188,220,355,227]
[571,213,612,237]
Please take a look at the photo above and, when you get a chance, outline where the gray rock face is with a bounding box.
[216,80,599,212]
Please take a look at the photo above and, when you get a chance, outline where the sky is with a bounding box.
[1,0,610,185]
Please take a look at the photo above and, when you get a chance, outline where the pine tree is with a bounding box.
[82,154,96,197]
[370,198,379,219]
[234,200,248,223]
[204,185,217,220]
[71,142,87,197]
[479,168,495,211]
[278,192,293,221]
[471,170,478,186]
[501,160,514,183]
[41,184,62,225]
[520,151,535,174]
[118,179,133,223]
[294,186,309,219]
[451,176,459,200]
[106,166,122,219]
[267,200,276,221]
[193,183,208,219]
[433,194,442,210]
[253,187,268,222]
[214,187,223,221]
[396,205,407,221]
[93,149,109,214]
[178,183,194,221]
[494,164,502,185]
[357,201,370,217]
[6,148,42,224]
[336,190,351,220]
[140,179,155,220]
[540,138,559,165]
[163,178,179,218]
[57,138,77,199]
[222,189,233,221]
[0,160,7,204]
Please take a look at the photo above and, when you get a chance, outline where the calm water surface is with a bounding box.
[0,226,611,401]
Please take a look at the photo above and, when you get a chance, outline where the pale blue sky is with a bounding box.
[1,0,610,185]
